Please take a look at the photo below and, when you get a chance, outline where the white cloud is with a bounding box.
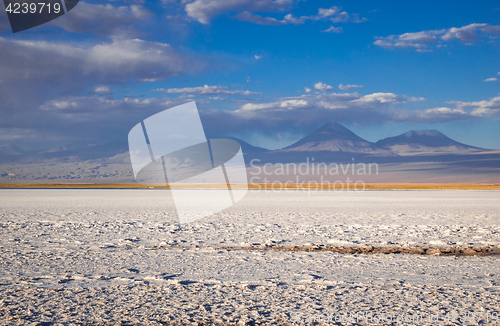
[49,2,153,37]
[183,1,365,29]
[392,107,471,124]
[232,11,342,26]
[237,92,404,113]
[185,0,294,24]
[374,23,500,52]
[485,77,498,82]
[352,92,403,104]
[301,6,365,23]
[387,95,500,123]
[304,87,311,93]
[254,55,262,60]
[441,23,500,42]
[223,91,479,127]
[424,107,467,115]
[282,13,305,24]
[236,7,365,26]
[93,86,112,94]
[317,7,339,18]
[0,37,188,82]
[338,83,364,91]
[199,91,446,135]
[452,96,500,116]
[0,93,192,147]
[154,85,260,95]
[28,91,499,148]
[233,11,287,25]
[40,96,170,111]
[391,95,500,123]
[240,99,308,111]
[328,11,349,23]
[322,26,343,33]
[314,82,333,91]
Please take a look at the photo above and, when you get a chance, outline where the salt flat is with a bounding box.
[0,189,499,325]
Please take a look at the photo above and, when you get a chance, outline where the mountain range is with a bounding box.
[1,122,499,183]
[235,122,497,165]
[0,122,497,165]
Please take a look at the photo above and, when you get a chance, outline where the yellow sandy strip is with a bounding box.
[0,183,499,190]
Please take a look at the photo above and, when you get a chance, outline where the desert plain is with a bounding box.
[0,188,499,325]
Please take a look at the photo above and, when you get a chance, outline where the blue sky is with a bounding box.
[0,0,499,151]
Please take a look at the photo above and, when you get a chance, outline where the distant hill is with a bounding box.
[0,144,26,163]
[1,123,500,183]
[233,123,497,164]
[215,137,270,165]
[0,125,494,165]
[223,137,270,155]
[0,142,128,164]
[277,122,391,155]
[0,144,25,156]
[376,130,487,155]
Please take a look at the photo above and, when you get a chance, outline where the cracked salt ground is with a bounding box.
[2,283,500,325]
[1,189,500,325]
[1,190,499,249]
[1,246,500,288]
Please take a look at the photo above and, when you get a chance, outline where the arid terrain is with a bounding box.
[1,189,499,325]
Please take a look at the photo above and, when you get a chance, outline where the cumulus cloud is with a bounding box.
[9,95,190,148]
[316,7,343,19]
[353,92,403,104]
[254,55,262,59]
[237,92,405,113]
[452,96,500,117]
[182,1,365,29]
[374,23,500,52]
[185,0,294,24]
[240,99,308,111]
[408,97,426,102]
[314,82,333,91]
[8,90,499,149]
[338,83,364,91]
[485,77,498,82]
[198,92,410,136]
[233,11,287,25]
[232,11,310,26]
[92,86,112,94]
[304,87,311,93]
[154,85,260,95]
[394,95,500,123]
[48,2,153,37]
[0,37,188,82]
[282,6,366,25]
[322,26,343,33]
[200,91,500,136]
[0,36,195,147]
[39,95,176,113]
[441,24,500,42]
[394,107,472,123]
